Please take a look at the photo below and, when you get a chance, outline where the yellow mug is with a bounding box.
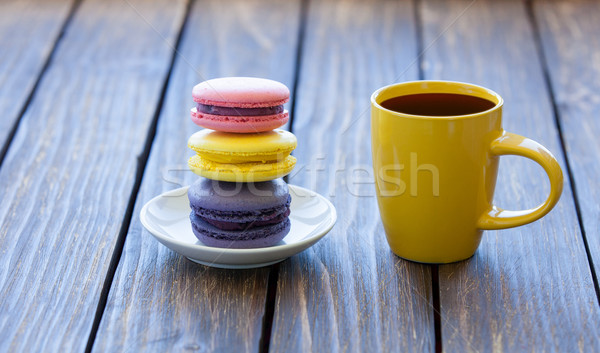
[371,81,563,263]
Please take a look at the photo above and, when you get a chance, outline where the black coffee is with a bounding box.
[381,93,496,116]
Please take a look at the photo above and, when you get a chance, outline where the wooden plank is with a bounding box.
[90,0,302,351]
[420,0,600,351]
[0,0,187,351]
[535,0,600,284]
[0,0,73,149]
[270,1,435,352]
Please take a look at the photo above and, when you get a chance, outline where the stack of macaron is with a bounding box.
[186,77,297,249]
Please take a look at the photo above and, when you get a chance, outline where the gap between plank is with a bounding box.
[259,0,309,351]
[0,0,82,170]
[431,266,442,353]
[83,1,194,352]
[413,0,443,350]
[525,0,600,304]
[259,263,280,353]
[413,0,425,81]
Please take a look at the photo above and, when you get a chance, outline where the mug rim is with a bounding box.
[371,80,504,120]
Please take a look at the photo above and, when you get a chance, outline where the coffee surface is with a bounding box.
[381,93,496,116]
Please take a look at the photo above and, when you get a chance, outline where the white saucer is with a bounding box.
[140,184,337,269]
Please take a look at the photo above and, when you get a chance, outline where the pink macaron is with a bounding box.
[191,77,290,133]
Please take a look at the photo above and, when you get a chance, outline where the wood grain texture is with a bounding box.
[420,0,600,351]
[270,1,435,352]
[534,0,600,283]
[0,0,73,149]
[0,0,187,351]
[91,0,301,351]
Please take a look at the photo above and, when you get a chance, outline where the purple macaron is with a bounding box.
[188,178,292,248]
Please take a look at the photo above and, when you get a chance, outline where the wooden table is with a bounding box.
[1,0,599,351]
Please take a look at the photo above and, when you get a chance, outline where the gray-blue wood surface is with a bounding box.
[0,0,598,352]
[0,0,187,351]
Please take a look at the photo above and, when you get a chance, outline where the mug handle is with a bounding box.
[477,131,564,230]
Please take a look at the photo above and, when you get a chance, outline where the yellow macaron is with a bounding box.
[188,129,297,182]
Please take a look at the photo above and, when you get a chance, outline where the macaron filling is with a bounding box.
[190,214,291,244]
[201,207,291,231]
[191,195,291,231]
[191,196,290,221]
[196,103,284,116]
